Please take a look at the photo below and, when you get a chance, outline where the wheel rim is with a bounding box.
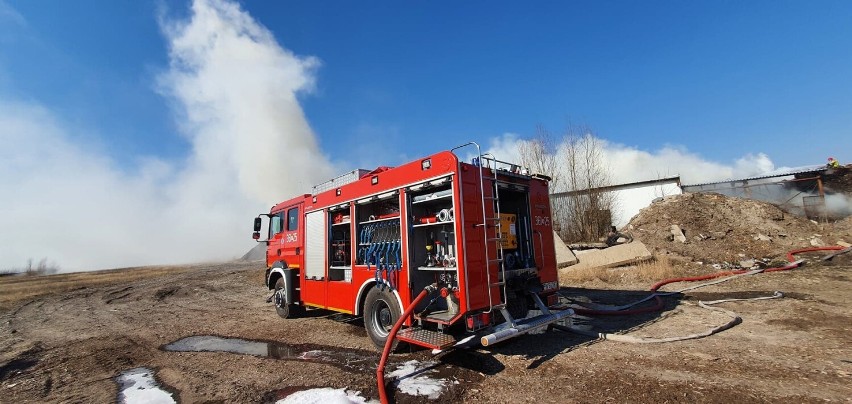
[273,288,287,308]
[372,299,393,337]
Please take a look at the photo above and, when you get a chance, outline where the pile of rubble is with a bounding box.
[626,192,851,266]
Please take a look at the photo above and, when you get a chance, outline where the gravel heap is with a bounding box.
[626,192,851,265]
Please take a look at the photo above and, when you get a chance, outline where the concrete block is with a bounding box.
[670,225,687,243]
[553,230,578,268]
[560,241,652,273]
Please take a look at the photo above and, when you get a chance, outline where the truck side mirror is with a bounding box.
[253,217,262,232]
[252,232,261,240]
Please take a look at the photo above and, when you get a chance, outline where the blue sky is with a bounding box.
[1,0,851,271]
[3,1,850,168]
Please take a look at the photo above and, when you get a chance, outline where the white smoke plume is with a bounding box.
[0,0,333,272]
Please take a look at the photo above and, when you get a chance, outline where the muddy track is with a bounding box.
[1,260,850,403]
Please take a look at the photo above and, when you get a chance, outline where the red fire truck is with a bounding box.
[252,143,570,350]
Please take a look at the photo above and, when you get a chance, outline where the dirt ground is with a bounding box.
[1,251,850,403]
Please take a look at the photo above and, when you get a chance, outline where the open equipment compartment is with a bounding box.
[327,202,352,282]
[406,176,460,319]
[493,181,537,276]
[354,191,402,288]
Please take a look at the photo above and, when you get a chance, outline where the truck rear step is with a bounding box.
[415,309,460,325]
[396,327,457,350]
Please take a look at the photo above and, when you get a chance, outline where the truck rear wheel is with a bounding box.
[364,287,402,351]
[273,277,300,319]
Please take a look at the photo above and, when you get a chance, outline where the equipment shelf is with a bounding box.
[359,216,400,225]
[417,266,458,271]
[331,221,350,226]
[411,193,452,205]
[412,220,454,228]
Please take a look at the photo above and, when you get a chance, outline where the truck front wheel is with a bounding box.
[364,287,402,350]
[273,277,300,319]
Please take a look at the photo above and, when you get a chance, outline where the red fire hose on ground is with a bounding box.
[571,246,845,316]
[556,246,847,343]
[376,247,846,400]
[376,283,438,404]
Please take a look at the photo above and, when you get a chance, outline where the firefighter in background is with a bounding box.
[827,157,841,168]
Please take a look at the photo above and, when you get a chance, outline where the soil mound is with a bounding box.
[240,243,266,261]
[626,192,851,265]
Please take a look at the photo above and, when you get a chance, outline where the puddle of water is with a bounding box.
[116,367,176,404]
[273,387,377,404]
[388,360,456,399]
[166,336,466,401]
[163,335,376,372]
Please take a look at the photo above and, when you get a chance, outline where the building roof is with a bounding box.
[550,176,681,198]
[682,165,826,188]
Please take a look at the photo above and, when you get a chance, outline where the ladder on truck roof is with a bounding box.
[481,152,507,314]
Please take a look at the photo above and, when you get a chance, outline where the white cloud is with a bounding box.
[0,0,26,27]
[0,0,334,272]
[484,133,523,163]
[488,134,788,186]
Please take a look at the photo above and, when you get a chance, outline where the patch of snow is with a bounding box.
[387,360,448,399]
[454,334,476,347]
[116,368,176,404]
[275,387,376,404]
[297,350,328,360]
[433,334,478,354]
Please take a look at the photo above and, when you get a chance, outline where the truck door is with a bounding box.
[269,205,303,268]
[282,205,302,264]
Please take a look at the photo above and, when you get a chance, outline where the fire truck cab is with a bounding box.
[252,143,568,350]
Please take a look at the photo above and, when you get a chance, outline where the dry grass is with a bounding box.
[559,254,686,285]
[0,266,194,312]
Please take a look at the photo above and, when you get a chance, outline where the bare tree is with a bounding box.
[551,124,616,242]
[517,125,563,192]
[516,123,616,242]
